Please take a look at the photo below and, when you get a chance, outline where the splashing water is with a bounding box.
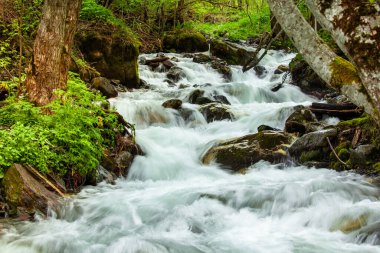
[1,50,379,253]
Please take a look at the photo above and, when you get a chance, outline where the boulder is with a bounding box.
[349,145,376,170]
[289,129,338,167]
[167,67,186,82]
[163,30,209,53]
[193,54,212,63]
[289,54,332,98]
[199,103,234,122]
[3,164,60,217]
[76,23,140,88]
[202,131,294,172]
[101,136,142,177]
[285,106,319,135]
[254,65,268,78]
[213,95,230,105]
[210,59,232,80]
[274,64,289,74]
[210,39,253,65]
[91,77,118,98]
[258,125,280,132]
[188,89,205,103]
[162,99,183,110]
[356,221,380,245]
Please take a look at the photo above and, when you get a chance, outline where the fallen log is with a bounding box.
[308,102,363,119]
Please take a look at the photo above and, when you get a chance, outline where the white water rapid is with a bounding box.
[1,50,380,253]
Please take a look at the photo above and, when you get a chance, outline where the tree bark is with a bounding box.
[25,0,82,106]
[266,0,380,122]
[305,0,380,121]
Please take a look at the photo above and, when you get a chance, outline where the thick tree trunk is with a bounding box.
[25,0,82,106]
[305,0,380,121]
[266,0,380,122]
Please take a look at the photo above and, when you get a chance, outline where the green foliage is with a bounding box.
[80,0,139,45]
[185,4,271,40]
[0,73,121,176]
[0,0,43,73]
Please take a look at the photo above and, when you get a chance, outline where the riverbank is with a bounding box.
[1,48,380,252]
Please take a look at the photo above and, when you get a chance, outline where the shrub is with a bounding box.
[0,73,122,178]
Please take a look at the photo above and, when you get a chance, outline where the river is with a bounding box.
[1,49,380,253]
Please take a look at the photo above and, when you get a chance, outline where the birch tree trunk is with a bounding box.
[266,0,380,122]
[305,0,380,120]
[25,0,82,106]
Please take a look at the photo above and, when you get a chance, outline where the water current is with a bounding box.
[1,49,380,253]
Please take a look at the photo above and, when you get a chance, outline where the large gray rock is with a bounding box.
[289,129,338,167]
[162,99,183,110]
[167,67,186,82]
[202,131,294,172]
[199,103,234,122]
[3,164,61,217]
[91,77,118,98]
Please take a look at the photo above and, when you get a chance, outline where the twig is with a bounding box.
[326,137,348,166]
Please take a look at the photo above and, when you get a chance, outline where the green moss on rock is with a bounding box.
[329,56,361,88]
[163,30,208,53]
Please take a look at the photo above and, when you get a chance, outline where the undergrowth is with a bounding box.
[0,73,121,178]
[80,0,140,45]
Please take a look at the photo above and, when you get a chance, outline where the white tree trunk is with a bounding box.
[305,0,380,122]
[266,0,380,122]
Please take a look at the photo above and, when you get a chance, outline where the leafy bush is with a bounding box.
[0,73,121,178]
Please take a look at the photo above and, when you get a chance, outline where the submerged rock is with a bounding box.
[202,131,294,172]
[167,67,186,82]
[162,99,183,110]
[3,164,60,218]
[210,59,232,80]
[199,103,234,122]
[193,54,212,63]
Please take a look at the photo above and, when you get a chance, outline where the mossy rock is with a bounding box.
[75,21,140,88]
[202,131,294,172]
[3,164,60,217]
[210,39,252,66]
[163,30,208,53]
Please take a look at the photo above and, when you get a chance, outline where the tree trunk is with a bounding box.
[305,0,380,121]
[266,0,380,122]
[25,0,82,106]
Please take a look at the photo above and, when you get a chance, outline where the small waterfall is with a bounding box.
[1,49,380,253]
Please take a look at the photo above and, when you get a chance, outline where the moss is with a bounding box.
[289,53,304,70]
[373,162,380,172]
[255,132,291,149]
[329,56,361,88]
[337,114,370,128]
[300,150,324,163]
[337,148,350,161]
[163,30,208,53]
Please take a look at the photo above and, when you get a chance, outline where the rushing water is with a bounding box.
[1,50,380,253]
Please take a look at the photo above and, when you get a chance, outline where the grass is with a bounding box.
[184,2,271,40]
